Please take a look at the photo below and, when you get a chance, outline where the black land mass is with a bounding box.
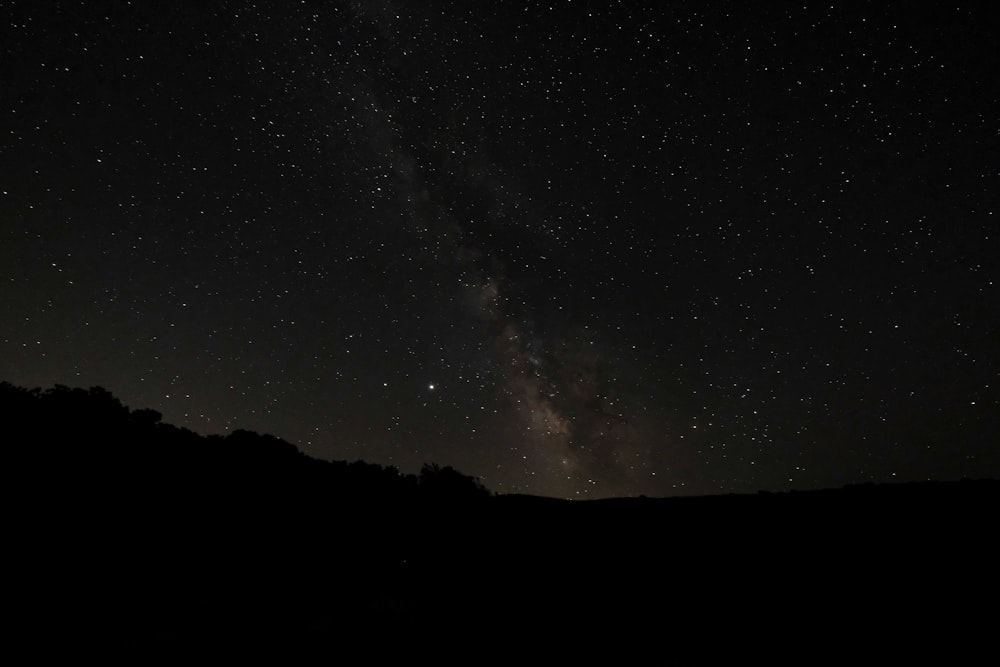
[5,382,996,658]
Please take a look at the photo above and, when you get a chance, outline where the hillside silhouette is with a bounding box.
[5,382,997,658]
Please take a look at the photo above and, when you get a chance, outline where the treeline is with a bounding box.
[2,381,491,505]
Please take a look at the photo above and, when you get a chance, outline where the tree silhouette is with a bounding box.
[418,462,491,501]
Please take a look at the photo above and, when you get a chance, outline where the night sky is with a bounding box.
[2,1,997,498]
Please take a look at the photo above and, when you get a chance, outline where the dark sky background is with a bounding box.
[2,0,997,498]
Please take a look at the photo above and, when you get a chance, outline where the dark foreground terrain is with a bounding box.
[6,383,997,658]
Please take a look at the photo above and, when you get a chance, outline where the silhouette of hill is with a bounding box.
[5,382,997,658]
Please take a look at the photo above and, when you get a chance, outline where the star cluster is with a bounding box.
[1,1,997,497]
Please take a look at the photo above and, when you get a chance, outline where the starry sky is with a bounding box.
[2,1,997,498]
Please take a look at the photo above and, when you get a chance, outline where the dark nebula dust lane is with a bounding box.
[1,1,997,497]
